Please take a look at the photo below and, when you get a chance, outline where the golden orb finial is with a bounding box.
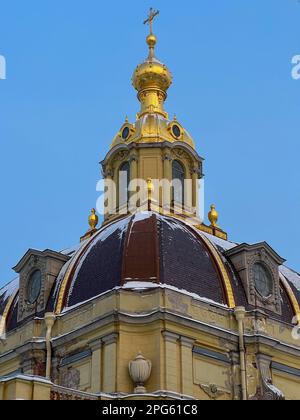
[208,204,220,228]
[89,208,99,231]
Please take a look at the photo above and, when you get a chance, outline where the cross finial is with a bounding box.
[143,8,159,35]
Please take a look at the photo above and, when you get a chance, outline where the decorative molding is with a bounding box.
[180,336,195,349]
[272,361,300,378]
[102,333,118,346]
[162,331,180,344]
[129,153,139,163]
[251,354,285,400]
[200,383,228,400]
[193,346,231,365]
[102,166,114,178]
[60,350,91,368]
[88,338,103,352]
[162,153,172,162]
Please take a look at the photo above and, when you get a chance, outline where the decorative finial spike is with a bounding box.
[143,8,159,35]
[125,115,129,123]
[80,208,99,242]
[208,204,220,228]
[144,8,159,60]
[147,178,154,211]
[89,208,99,231]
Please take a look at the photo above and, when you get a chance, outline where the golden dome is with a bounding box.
[132,57,172,94]
[132,33,172,104]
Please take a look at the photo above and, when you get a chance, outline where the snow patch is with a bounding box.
[133,211,153,222]
[0,374,52,385]
[67,217,130,302]
[202,232,238,251]
[61,241,86,256]
[0,277,19,304]
[267,383,284,399]
[280,266,300,292]
[63,281,228,313]
[122,281,159,290]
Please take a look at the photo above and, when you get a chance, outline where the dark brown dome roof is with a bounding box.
[1,211,298,333]
[54,212,229,311]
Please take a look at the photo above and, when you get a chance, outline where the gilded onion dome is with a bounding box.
[132,34,173,104]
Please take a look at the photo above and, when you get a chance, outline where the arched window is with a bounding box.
[172,160,185,207]
[118,162,130,210]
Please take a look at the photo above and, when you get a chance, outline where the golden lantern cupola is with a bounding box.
[132,8,173,118]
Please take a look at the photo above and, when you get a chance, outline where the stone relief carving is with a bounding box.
[200,383,229,400]
[112,151,130,167]
[60,368,80,390]
[250,354,285,401]
[172,148,193,172]
[252,316,268,334]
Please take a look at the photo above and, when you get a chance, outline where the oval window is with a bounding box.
[27,270,42,304]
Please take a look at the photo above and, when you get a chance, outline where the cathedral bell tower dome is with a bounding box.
[102,8,206,226]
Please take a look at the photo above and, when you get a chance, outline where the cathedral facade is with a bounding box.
[1,14,300,401]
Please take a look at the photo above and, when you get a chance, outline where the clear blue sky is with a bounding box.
[0,0,299,287]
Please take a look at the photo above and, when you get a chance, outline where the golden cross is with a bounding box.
[143,8,159,35]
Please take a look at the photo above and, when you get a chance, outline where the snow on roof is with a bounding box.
[63,281,229,313]
[0,277,19,302]
[133,211,154,222]
[67,217,131,301]
[124,281,229,308]
[61,241,87,256]
[280,266,300,292]
[202,232,238,251]
[202,231,300,296]
[0,374,52,385]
